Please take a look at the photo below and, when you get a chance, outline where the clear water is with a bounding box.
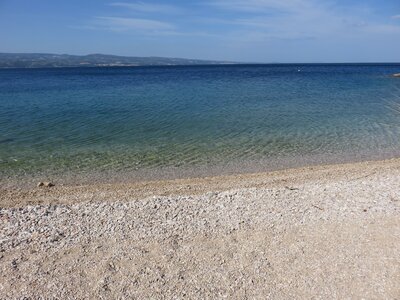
[1,64,400,179]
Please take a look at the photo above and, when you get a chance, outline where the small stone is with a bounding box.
[37,182,44,187]
[11,259,18,270]
[38,182,55,188]
[393,73,400,78]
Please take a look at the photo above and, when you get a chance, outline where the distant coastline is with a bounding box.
[1,53,400,69]
[0,53,236,69]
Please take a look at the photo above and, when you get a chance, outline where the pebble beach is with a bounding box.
[1,158,400,298]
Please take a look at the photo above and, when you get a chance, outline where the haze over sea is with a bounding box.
[1,64,400,181]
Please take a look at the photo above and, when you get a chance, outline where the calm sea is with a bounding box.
[1,64,400,180]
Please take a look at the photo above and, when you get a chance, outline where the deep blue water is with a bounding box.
[1,64,400,178]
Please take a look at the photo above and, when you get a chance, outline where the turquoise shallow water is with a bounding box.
[1,64,400,179]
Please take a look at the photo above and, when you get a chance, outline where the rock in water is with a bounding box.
[393,73,400,77]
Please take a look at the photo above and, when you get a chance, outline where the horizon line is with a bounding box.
[0,51,400,65]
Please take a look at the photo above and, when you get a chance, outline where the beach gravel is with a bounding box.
[1,159,400,298]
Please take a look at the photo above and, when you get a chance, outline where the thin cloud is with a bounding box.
[201,0,400,42]
[392,15,400,19]
[364,24,400,34]
[77,1,400,45]
[110,2,183,14]
[84,16,217,37]
[200,0,340,40]
[206,0,313,13]
[94,16,175,32]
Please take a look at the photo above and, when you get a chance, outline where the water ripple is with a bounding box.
[1,64,400,177]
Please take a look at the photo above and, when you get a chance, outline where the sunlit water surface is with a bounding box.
[1,64,400,180]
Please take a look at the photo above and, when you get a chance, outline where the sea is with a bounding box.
[1,64,400,181]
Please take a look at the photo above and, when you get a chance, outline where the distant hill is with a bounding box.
[0,53,235,68]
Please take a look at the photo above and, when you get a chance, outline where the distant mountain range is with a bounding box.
[0,53,235,68]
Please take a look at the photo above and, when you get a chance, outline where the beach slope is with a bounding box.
[1,159,400,298]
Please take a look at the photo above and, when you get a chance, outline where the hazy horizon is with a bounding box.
[1,0,400,63]
[2,52,400,65]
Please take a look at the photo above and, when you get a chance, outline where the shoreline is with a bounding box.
[2,156,400,207]
[4,139,400,180]
[3,148,400,189]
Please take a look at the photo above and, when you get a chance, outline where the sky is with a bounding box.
[0,0,400,62]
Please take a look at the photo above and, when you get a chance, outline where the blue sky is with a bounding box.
[0,0,399,62]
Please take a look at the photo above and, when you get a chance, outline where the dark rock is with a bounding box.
[38,182,54,187]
